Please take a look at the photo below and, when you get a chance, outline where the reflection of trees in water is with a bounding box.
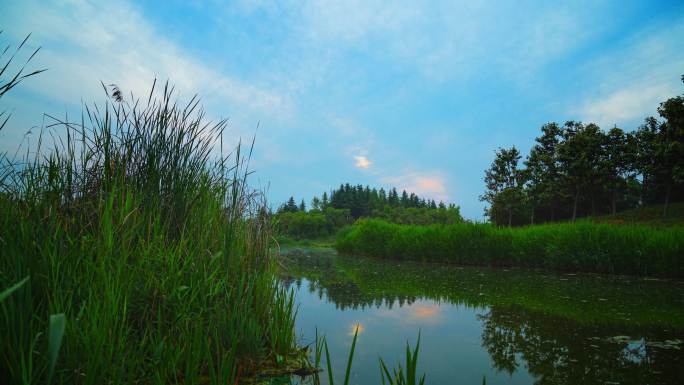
[479,306,683,385]
[283,275,422,310]
[281,250,684,384]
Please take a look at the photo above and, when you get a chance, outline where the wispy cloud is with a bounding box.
[579,83,677,127]
[573,18,684,127]
[381,170,449,202]
[2,0,292,133]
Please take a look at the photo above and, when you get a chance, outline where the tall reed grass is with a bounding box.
[0,82,296,384]
[335,219,684,277]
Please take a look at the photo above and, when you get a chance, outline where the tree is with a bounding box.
[388,188,399,206]
[321,192,329,209]
[602,126,630,215]
[311,196,321,211]
[656,84,684,217]
[284,196,298,212]
[524,123,561,224]
[481,147,525,226]
[634,117,660,206]
[379,188,387,204]
[480,74,684,224]
[299,199,306,212]
[557,122,604,221]
[400,190,409,207]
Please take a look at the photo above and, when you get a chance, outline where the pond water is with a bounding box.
[280,247,684,385]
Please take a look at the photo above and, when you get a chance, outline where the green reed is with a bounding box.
[0,82,297,384]
[315,328,426,385]
[335,219,684,277]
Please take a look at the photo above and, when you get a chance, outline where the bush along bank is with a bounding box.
[335,219,684,277]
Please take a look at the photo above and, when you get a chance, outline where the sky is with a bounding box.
[1,0,684,220]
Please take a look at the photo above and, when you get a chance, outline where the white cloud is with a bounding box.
[579,83,677,127]
[2,0,292,139]
[380,170,449,202]
[287,1,608,84]
[573,18,684,128]
[354,155,371,169]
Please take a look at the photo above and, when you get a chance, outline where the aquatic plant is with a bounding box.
[0,81,297,384]
[379,333,426,385]
[317,327,426,385]
[335,219,684,277]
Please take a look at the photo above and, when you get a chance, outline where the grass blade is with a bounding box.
[48,313,66,383]
[0,276,29,302]
[343,325,360,385]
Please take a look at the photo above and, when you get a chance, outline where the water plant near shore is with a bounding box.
[314,326,426,385]
[335,219,684,277]
[0,82,297,384]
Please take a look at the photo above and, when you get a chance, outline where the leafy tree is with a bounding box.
[481,147,525,226]
[481,74,684,225]
[655,85,684,217]
[524,123,561,224]
[557,122,604,221]
[602,126,632,215]
[634,117,660,205]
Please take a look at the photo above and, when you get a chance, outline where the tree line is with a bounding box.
[276,183,463,239]
[481,76,684,226]
[279,183,457,216]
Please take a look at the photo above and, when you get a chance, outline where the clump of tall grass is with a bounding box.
[335,219,684,277]
[313,328,426,385]
[379,333,425,385]
[0,81,297,384]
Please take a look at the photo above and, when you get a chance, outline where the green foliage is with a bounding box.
[0,32,46,130]
[0,82,297,384]
[321,325,359,385]
[276,207,353,239]
[0,276,29,302]
[335,219,684,277]
[482,76,684,225]
[594,202,684,226]
[480,147,525,227]
[316,328,427,385]
[379,334,425,385]
[47,314,65,383]
[275,185,463,239]
[371,205,463,225]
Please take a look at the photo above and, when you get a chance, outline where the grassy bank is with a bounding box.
[0,84,298,384]
[335,219,684,277]
[592,202,684,226]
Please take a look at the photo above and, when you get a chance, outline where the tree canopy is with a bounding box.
[482,76,684,226]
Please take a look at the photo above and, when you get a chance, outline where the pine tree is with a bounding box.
[285,196,298,212]
[322,191,329,209]
[400,190,409,207]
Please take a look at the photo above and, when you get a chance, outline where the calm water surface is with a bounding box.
[280,248,684,385]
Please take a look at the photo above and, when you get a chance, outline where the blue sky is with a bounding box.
[2,0,684,219]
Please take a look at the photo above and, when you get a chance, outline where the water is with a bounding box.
[280,248,684,385]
